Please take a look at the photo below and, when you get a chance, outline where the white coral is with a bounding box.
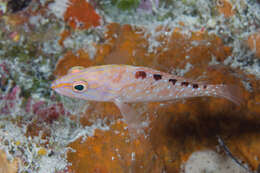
[48,0,71,19]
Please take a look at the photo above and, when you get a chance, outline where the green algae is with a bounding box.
[112,0,140,10]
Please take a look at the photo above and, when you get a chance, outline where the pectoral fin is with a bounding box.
[113,99,145,135]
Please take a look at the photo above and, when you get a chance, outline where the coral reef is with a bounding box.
[0,0,260,172]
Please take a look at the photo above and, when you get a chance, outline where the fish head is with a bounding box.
[51,66,115,101]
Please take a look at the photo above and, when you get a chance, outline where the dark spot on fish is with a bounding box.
[169,79,177,85]
[192,84,199,89]
[153,74,162,80]
[135,71,146,79]
[203,85,207,89]
[181,82,189,87]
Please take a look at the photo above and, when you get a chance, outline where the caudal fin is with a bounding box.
[214,84,244,105]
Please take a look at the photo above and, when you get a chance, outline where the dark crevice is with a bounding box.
[7,0,31,13]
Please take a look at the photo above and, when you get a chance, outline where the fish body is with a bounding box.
[51,64,242,132]
[52,64,241,104]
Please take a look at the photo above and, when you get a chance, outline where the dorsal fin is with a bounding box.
[68,66,85,74]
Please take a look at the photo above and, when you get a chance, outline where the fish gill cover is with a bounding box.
[0,0,260,172]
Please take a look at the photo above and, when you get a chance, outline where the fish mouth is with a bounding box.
[51,81,58,90]
[51,83,65,96]
[51,81,71,89]
[51,83,55,90]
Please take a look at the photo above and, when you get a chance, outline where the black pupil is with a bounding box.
[74,85,84,91]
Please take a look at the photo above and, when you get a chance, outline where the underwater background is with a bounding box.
[0,0,260,172]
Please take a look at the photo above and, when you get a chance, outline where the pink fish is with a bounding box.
[51,65,242,132]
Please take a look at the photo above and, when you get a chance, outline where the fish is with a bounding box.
[51,64,243,133]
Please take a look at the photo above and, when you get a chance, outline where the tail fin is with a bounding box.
[213,84,244,105]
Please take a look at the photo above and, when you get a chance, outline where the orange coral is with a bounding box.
[68,122,164,173]
[247,30,260,58]
[157,31,232,73]
[0,150,18,173]
[64,0,101,30]
[216,0,235,17]
[59,30,71,47]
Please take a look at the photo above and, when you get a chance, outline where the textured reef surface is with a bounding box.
[0,0,260,172]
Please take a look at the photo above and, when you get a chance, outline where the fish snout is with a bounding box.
[51,80,58,90]
[51,81,63,95]
[51,80,72,94]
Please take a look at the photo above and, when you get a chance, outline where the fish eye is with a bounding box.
[72,80,88,92]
